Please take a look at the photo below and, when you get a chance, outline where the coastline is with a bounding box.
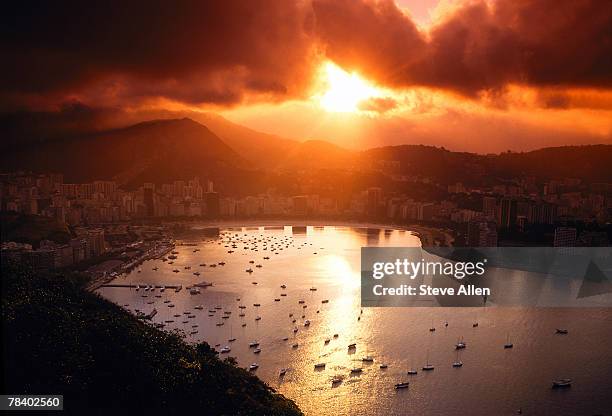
[178,219,454,247]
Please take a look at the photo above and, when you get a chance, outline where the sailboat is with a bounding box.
[452,350,463,367]
[422,349,434,371]
[455,336,466,349]
[504,333,514,349]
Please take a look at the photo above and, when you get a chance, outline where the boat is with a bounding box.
[304,320,311,326]
[253,348,261,354]
[219,346,231,353]
[504,333,514,348]
[455,337,467,349]
[280,284,286,289]
[552,378,572,388]
[253,303,261,307]
[348,343,356,349]
[249,341,260,348]
[362,356,374,362]
[394,382,410,389]
[407,369,418,375]
[274,298,280,302]
[556,328,569,334]
[331,377,342,385]
[281,293,287,297]
[324,339,330,344]
[248,363,259,371]
[255,316,261,321]
[350,368,363,374]
[194,305,204,310]
[282,337,289,341]
[379,364,388,369]
[422,350,434,371]
[216,322,224,326]
[189,288,200,295]
[452,351,463,367]
[333,334,339,338]
[310,287,317,291]
[314,363,326,369]
[321,299,329,304]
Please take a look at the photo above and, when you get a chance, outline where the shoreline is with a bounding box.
[176,219,454,247]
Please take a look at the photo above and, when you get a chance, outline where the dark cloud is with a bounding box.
[1,0,611,111]
[0,0,318,109]
[314,0,612,95]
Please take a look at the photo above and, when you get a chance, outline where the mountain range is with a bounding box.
[2,115,612,194]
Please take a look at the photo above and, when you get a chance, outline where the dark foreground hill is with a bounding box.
[1,267,302,415]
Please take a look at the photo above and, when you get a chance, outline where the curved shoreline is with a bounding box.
[181,219,454,247]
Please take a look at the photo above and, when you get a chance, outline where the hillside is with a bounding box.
[1,266,302,415]
[276,140,356,171]
[361,144,612,184]
[0,118,248,187]
[2,115,611,190]
[194,113,299,168]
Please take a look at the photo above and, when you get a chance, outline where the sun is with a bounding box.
[317,62,381,113]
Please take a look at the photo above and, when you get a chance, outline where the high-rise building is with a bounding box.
[292,196,308,216]
[553,227,577,247]
[498,198,517,229]
[467,217,498,246]
[205,192,220,218]
[143,183,155,217]
[528,202,557,225]
[482,196,497,219]
[367,187,382,216]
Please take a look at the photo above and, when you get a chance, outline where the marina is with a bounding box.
[97,225,611,416]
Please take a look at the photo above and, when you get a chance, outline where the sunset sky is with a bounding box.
[1,0,611,152]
